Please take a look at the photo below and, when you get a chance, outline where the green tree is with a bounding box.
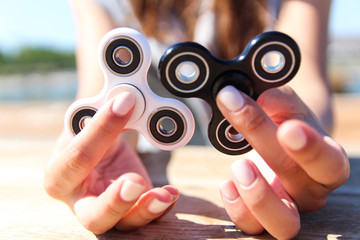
[0,48,76,74]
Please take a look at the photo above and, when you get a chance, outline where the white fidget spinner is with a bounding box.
[64,28,195,151]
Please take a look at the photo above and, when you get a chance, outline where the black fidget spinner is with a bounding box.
[158,31,301,155]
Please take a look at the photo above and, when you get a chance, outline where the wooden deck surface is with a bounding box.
[0,94,359,239]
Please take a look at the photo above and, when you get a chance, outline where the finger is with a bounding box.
[154,185,180,220]
[73,173,147,234]
[216,86,289,173]
[219,179,264,235]
[256,86,317,127]
[45,92,136,199]
[216,86,321,210]
[231,159,300,240]
[277,120,350,188]
[116,187,177,231]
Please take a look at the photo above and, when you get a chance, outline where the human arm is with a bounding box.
[217,85,349,239]
[275,0,333,132]
[43,0,179,233]
[44,92,178,233]
[71,0,115,99]
[217,1,349,239]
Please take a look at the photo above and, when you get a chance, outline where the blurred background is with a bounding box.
[0,0,359,152]
[0,0,359,100]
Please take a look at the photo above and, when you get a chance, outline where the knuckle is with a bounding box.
[228,207,249,224]
[326,162,349,186]
[277,224,300,240]
[230,212,264,235]
[43,178,60,199]
[249,194,269,213]
[331,150,350,185]
[80,218,106,234]
[241,107,268,134]
[235,223,264,236]
[309,199,327,212]
[343,162,351,183]
[94,107,124,139]
[246,185,273,213]
[43,163,69,200]
[312,140,350,186]
[43,174,72,201]
[96,118,115,138]
[43,146,93,201]
[106,202,127,218]
[314,198,327,210]
[298,196,327,212]
[66,146,92,174]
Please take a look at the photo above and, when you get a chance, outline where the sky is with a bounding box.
[0,0,75,54]
[0,0,359,55]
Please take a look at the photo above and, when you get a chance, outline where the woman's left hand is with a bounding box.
[216,85,349,239]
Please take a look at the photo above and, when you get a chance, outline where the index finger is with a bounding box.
[216,85,288,173]
[44,92,135,200]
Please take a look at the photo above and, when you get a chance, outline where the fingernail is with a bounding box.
[217,86,245,113]
[112,92,136,117]
[231,159,257,187]
[148,198,172,214]
[279,122,307,151]
[220,180,239,201]
[120,180,146,202]
[162,186,180,201]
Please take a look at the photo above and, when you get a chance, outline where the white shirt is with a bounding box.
[92,0,282,65]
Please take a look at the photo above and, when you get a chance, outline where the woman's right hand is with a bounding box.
[44,92,179,234]
[216,86,349,239]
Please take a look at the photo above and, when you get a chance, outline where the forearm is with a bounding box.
[275,0,333,133]
[71,0,116,99]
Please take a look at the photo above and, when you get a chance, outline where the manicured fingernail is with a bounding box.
[162,186,180,201]
[112,92,136,117]
[120,180,146,202]
[232,159,257,187]
[217,86,245,112]
[279,122,307,151]
[148,198,172,214]
[220,180,239,201]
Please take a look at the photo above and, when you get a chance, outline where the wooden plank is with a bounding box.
[0,138,358,239]
[1,93,360,239]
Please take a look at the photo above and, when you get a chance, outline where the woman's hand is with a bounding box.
[44,92,179,234]
[216,86,349,239]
